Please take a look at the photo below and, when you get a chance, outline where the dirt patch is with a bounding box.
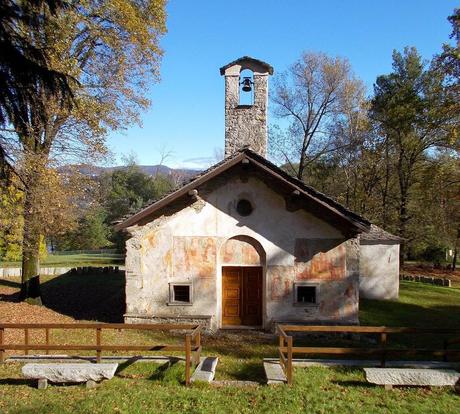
[0,270,125,354]
[0,280,75,351]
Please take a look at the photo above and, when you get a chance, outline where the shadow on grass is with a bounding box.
[333,380,375,388]
[206,344,274,359]
[40,271,126,323]
[204,330,278,359]
[0,279,21,289]
[148,358,180,382]
[230,361,266,382]
[115,356,143,375]
[360,282,460,329]
[0,378,35,387]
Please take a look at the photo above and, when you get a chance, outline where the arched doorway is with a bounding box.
[220,236,265,327]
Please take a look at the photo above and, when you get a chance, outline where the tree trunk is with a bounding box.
[20,190,42,305]
[397,181,411,267]
[382,139,390,227]
[452,226,459,272]
[297,155,305,181]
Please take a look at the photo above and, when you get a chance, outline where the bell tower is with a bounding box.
[220,56,273,158]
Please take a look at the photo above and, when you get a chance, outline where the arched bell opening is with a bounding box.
[239,69,254,106]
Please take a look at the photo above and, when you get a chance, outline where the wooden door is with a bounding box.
[222,267,262,326]
[222,267,242,326]
[242,267,262,326]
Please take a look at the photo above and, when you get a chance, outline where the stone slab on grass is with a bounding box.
[263,358,460,370]
[191,357,218,383]
[364,368,460,387]
[22,363,118,384]
[212,380,260,387]
[263,360,286,385]
[9,355,170,364]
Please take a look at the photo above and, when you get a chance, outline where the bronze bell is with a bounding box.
[241,77,253,92]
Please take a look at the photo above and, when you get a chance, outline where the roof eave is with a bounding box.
[114,152,247,231]
[219,56,274,75]
[245,156,370,233]
[115,150,370,233]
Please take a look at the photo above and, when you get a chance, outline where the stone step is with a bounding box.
[8,355,172,364]
[22,363,118,386]
[211,380,260,387]
[191,357,218,383]
[263,360,287,385]
[364,368,460,387]
[263,358,460,369]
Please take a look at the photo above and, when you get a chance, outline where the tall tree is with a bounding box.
[434,8,460,270]
[371,47,459,263]
[0,0,75,168]
[0,1,167,303]
[269,51,366,180]
[54,206,111,251]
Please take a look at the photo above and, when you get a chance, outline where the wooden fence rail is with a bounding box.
[278,325,460,385]
[0,323,202,385]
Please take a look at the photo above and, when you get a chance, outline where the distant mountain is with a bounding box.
[70,164,201,180]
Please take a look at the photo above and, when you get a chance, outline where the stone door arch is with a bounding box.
[219,236,266,327]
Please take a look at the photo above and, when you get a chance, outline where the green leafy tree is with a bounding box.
[0,183,24,261]
[0,0,74,143]
[99,161,174,251]
[0,182,47,262]
[371,47,458,262]
[0,0,167,303]
[55,206,111,251]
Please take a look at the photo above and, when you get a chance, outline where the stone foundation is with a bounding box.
[124,314,214,331]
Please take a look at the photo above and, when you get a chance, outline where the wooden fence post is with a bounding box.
[287,336,293,385]
[45,328,50,355]
[185,334,191,385]
[96,328,102,363]
[279,333,285,373]
[380,332,387,367]
[0,328,4,363]
[195,330,201,366]
[24,328,29,356]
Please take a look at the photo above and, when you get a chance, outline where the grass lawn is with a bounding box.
[361,281,460,328]
[0,276,459,413]
[0,252,125,268]
[0,363,457,414]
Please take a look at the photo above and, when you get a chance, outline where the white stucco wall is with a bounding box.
[124,175,360,330]
[359,241,400,300]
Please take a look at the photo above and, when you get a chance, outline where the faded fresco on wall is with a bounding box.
[294,239,346,281]
[173,236,216,279]
[125,175,360,329]
[268,266,294,301]
[221,237,262,265]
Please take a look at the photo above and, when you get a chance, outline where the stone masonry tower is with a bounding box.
[220,57,274,158]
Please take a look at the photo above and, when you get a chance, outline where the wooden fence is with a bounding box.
[0,323,202,385]
[278,325,460,385]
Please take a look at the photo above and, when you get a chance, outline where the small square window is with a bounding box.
[295,285,317,305]
[173,285,190,302]
[169,283,192,305]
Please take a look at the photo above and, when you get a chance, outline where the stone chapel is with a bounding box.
[115,57,400,331]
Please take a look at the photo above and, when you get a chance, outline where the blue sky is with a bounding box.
[107,0,457,169]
